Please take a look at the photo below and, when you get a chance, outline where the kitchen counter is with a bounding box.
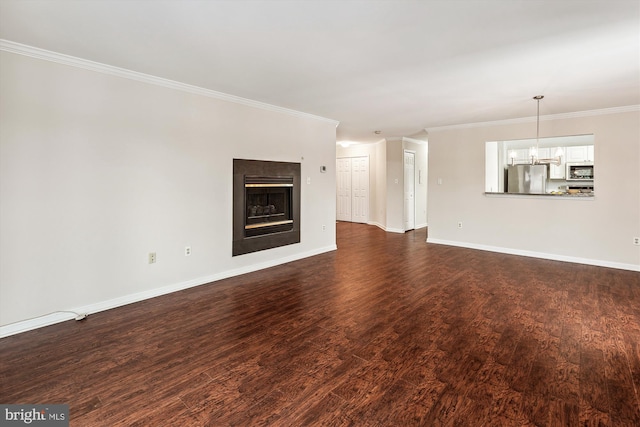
[484,192,595,199]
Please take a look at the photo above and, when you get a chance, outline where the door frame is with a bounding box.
[403,149,416,231]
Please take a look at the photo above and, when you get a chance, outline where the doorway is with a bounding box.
[404,150,415,231]
[336,156,369,223]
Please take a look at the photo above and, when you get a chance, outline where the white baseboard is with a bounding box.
[366,221,406,234]
[0,245,337,338]
[367,221,385,231]
[386,227,406,234]
[342,220,426,234]
[0,312,80,339]
[426,238,640,272]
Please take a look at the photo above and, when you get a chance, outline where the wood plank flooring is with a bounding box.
[1,222,640,426]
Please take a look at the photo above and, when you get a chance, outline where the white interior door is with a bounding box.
[336,158,352,221]
[404,150,415,231]
[351,157,369,224]
[336,156,369,223]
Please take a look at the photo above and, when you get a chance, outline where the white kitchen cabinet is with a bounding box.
[537,148,550,159]
[548,147,565,179]
[549,163,565,179]
[565,146,593,163]
[508,148,531,164]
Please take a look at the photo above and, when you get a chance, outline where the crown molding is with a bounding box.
[402,136,427,145]
[425,104,640,133]
[0,39,339,126]
[384,136,427,145]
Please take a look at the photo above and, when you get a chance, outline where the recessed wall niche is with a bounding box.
[232,159,301,256]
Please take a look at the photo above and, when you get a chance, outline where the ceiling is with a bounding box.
[1,0,638,144]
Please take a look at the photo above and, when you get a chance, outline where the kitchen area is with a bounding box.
[485,134,594,197]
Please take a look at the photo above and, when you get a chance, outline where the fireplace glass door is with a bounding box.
[244,176,293,237]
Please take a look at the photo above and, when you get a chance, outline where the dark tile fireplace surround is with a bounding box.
[233,159,301,256]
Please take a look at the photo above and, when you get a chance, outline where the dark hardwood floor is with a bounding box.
[2,222,640,426]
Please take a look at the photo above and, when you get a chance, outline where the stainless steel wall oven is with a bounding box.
[566,163,594,181]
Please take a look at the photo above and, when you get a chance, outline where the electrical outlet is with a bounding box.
[148,252,156,264]
[634,237,640,246]
[322,224,326,231]
[185,246,191,256]
[457,222,463,229]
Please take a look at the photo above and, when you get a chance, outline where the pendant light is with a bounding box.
[530,95,543,164]
[530,95,562,166]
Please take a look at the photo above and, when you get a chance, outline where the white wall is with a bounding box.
[427,109,640,270]
[385,139,404,232]
[375,141,387,229]
[0,51,338,332]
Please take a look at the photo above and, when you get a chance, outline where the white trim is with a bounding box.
[0,245,337,338]
[403,149,417,232]
[402,137,428,145]
[426,238,639,272]
[365,221,414,234]
[402,136,427,145]
[385,136,428,145]
[385,227,406,234]
[425,105,640,133]
[0,312,78,339]
[367,221,386,231]
[0,39,339,127]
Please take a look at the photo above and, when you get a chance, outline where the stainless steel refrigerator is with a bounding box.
[507,164,547,194]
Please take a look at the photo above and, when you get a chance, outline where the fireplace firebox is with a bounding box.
[245,176,293,237]
[233,159,300,256]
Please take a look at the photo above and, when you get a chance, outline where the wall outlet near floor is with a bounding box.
[185,246,191,256]
[634,237,640,246]
[322,225,326,231]
[457,221,463,229]
[148,252,156,264]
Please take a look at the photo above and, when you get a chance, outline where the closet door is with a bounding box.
[336,157,369,223]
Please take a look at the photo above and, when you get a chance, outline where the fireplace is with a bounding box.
[233,159,301,256]
[245,176,294,237]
